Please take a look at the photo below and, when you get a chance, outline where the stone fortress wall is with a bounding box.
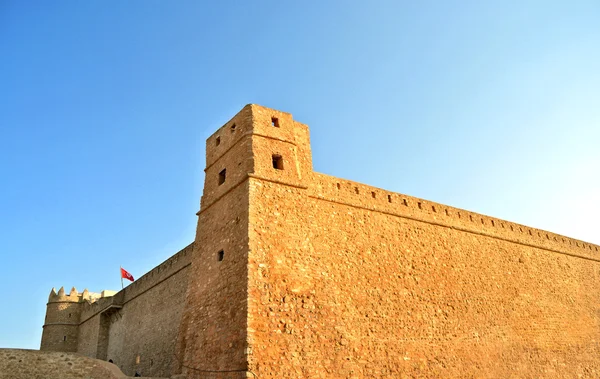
[42,243,193,377]
[247,171,600,378]
[179,104,600,379]
[42,104,600,378]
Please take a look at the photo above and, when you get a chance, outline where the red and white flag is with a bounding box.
[120,267,134,282]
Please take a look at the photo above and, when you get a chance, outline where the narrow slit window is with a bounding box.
[230,123,236,133]
[218,169,226,185]
[403,199,408,206]
[63,336,67,341]
[354,187,359,194]
[218,250,224,261]
[432,205,436,212]
[272,155,284,170]
[271,117,280,128]
[418,202,422,209]
[336,183,341,190]
[216,136,221,146]
[388,195,392,203]
[371,191,376,199]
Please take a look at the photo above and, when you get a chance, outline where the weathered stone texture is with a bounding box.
[41,288,83,352]
[42,244,192,377]
[247,177,600,377]
[0,349,127,379]
[40,104,600,378]
[76,313,100,358]
[108,258,190,377]
[177,110,253,376]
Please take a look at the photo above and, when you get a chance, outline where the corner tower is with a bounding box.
[176,104,312,378]
[41,287,84,352]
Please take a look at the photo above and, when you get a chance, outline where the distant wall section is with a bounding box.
[68,243,193,377]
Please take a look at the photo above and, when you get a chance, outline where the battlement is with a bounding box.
[309,172,600,261]
[47,287,107,304]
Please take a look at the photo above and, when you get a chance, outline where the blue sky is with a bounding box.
[1,1,598,349]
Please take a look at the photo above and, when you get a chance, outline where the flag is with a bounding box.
[120,267,134,282]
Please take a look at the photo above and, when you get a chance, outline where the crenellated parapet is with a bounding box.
[47,286,104,304]
[41,286,116,352]
[308,172,600,260]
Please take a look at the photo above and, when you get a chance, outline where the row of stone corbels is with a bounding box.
[311,172,600,257]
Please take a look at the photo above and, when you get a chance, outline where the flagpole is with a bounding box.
[120,266,123,290]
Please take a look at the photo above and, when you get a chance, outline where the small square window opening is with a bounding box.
[272,155,284,170]
[218,169,226,185]
[271,117,280,127]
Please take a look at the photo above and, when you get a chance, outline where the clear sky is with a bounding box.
[1,1,599,349]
